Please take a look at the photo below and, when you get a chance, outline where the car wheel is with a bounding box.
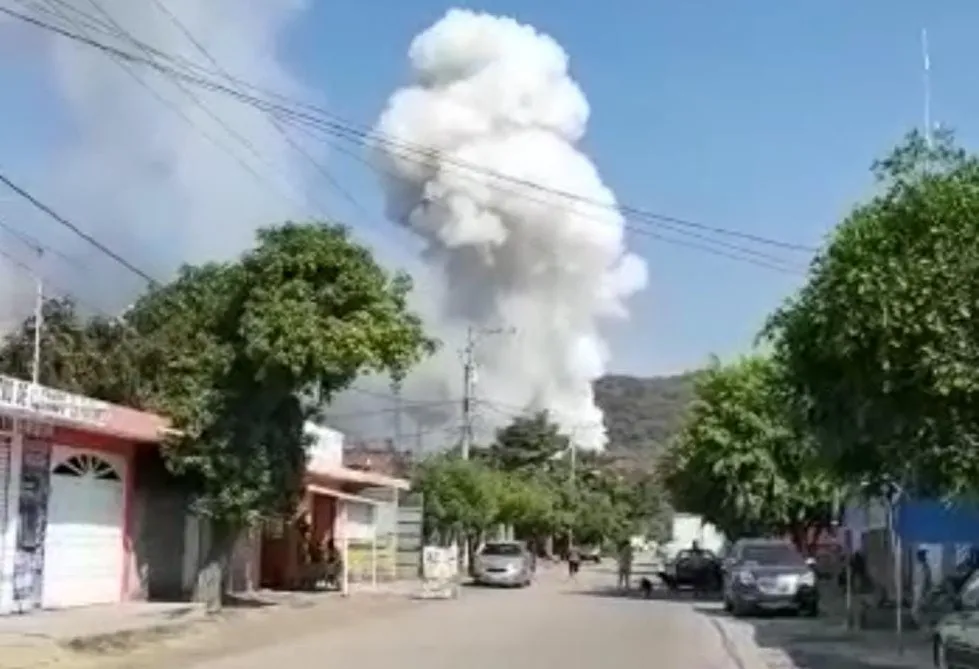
[934,635,948,669]
[731,599,750,618]
[802,603,819,618]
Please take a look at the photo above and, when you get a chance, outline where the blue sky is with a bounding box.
[280,0,979,376]
[1,1,977,378]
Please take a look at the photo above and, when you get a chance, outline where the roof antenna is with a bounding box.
[922,28,933,148]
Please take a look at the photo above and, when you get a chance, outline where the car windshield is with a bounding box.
[740,544,804,566]
[482,543,522,557]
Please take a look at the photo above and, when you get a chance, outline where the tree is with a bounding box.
[0,297,145,404]
[413,455,502,543]
[765,129,979,496]
[480,410,569,473]
[496,473,559,539]
[661,356,840,548]
[126,223,434,606]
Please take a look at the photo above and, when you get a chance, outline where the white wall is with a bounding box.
[0,432,21,614]
[306,422,344,472]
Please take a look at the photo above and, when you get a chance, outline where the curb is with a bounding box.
[60,619,201,654]
[0,619,205,669]
[709,617,771,669]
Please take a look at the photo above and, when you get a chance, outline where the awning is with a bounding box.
[308,465,410,491]
[307,484,382,506]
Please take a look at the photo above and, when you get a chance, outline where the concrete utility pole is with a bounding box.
[391,377,404,451]
[29,248,43,385]
[567,432,577,550]
[459,325,515,459]
[460,326,476,460]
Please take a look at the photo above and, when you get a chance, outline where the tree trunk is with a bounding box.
[788,524,822,555]
[467,532,480,576]
[193,520,238,613]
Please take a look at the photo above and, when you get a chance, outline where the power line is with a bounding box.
[143,0,385,232]
[1,4,819,266]
[0,169,160,285]
[51,0,309,214]
[1,0,362,290]
[283,119,806,274]
[0,244,112,320]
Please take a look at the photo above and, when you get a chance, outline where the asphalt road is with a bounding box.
[165,564,749,669]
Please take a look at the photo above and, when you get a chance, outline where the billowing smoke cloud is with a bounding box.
[367,9,648,450]
[0,0,316,314]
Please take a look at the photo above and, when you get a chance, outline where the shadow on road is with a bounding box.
[566,583,724,604]
[698,605,931,669]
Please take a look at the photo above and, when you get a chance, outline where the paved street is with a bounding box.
[104,564,748,669]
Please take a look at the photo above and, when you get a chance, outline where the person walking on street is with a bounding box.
[912,547,933,627]
[568,544,581,579]
[617,540,634,591]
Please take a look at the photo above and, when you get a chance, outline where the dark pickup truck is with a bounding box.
[660,549,723,592]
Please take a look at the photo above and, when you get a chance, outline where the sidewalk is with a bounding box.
[0,584,424,669]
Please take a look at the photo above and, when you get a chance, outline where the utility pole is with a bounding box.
[460,326,476,460]
[391,377,404,451]
[567,435,577,550]
[30,248,43,385]
[459,325,515,459]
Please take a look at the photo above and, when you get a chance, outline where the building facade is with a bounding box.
[258,422,410,591]
[0,375,168,614]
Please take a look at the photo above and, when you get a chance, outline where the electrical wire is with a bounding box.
[0,170,160,285]
[0,245,114,319]
[143,0,386,233]
[0,3,818,270]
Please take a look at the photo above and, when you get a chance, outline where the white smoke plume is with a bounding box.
[368,9,648,451]
[0,0,316,315]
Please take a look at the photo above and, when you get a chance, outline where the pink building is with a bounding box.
[0,375,168,613]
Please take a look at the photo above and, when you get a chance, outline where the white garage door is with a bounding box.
[42,448,125,609]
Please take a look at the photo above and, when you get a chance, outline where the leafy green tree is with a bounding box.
[765,129,979,496]
[0,297,145,404]
[497,474,559,540]
[661,356,840,548]
[480,410,569,473]
[413,455,502,542]
[126,223,433,605]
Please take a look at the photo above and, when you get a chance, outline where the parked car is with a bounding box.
[660,548,722,592]
[722,538,818,617]
[934,568,979,668]
[473,541,535,587]
[580,545,602,563]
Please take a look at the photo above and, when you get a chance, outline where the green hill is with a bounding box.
[594,373,698,461]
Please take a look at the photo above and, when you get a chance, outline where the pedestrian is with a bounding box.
[617,540,633,591]
[912,547,934,628]
[568,544,581,579]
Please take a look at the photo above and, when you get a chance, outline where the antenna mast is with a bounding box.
[922,28,933,147]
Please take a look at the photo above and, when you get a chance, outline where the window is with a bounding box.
[740,543,805,566]
[52,454,121,481]
[481,542,523,556]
